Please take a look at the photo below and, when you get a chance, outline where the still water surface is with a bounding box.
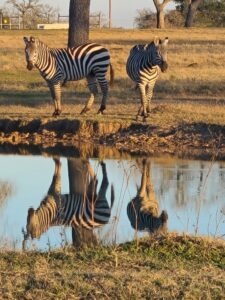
[0,154,224,250]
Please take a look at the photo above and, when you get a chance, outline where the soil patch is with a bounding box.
[0,117,225,160]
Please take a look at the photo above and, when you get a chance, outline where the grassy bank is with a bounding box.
[0,234,224,299]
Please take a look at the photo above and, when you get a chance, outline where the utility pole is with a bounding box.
[109,0,112,29]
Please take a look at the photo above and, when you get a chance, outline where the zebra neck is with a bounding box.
[37,196,57,224]
[35,44,56,77]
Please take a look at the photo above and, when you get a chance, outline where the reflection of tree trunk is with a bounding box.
[67,158,97,247]
[68,0,90,48]
[185,0,202,28]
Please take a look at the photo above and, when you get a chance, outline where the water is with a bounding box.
[0,153,224,250]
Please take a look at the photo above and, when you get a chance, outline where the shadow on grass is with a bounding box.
[1,77,225,108]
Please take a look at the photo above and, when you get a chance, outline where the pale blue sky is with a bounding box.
[0,0,175,28]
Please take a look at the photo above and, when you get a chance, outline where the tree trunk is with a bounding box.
[153,0,171,29]
[68,0,90,48]
[156,8,165,29]
[185,0,203,28]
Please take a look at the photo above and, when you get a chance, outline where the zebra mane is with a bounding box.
[37,38,49,49]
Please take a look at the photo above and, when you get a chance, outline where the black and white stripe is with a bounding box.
[126,37,168,121]
[23,159,114,240]
[127,159,168,233]
[23,36,114,116]
[127,197,168,233]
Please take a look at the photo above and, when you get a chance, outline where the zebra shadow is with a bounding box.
[127,158,168,235]
[22,158,114,250]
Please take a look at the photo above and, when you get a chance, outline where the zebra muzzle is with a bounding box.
[27,61,34,71]
[161,62,168,72]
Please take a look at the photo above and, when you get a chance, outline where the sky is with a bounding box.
[0,0,175,28]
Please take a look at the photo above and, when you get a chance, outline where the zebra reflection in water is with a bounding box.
[127,159,168,234]
[22,158,114,247]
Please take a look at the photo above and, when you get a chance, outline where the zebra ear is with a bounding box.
[154,36,160,46]
[162,37,169,45]
[28,207,35,217]
[23,37,29,45]
[30,36,35,43]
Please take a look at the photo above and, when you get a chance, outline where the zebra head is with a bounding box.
[147,37,169,72]
[25,207,42,239]
[23,36,39,71]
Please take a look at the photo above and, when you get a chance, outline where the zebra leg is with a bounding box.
[47,158,62,197]
[48,82,62,117]
[146,81,156,115]
[96,161,109,202]
[137,83,148,121]
[96,77,108,115]
[81,75,98,115]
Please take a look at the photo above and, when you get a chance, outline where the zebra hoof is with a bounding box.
[97,109,105,115]
[97,104,106,115]
[80,107,91,115]
[52,110,61,117]
[136,115,142,122]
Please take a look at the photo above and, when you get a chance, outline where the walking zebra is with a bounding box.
[127,159,168,233]
[126,37,169,121]
[22,158,114,243]
[23,36,114,116]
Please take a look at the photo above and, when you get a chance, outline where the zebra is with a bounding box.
[126,37,169,121]
[23,36,114,117]
[127,159,168,234]
[22,158,114,244]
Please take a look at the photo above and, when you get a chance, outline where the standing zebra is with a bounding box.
[22,158,114,244]
[127,159,168,234]
[126,37,169,121]
[23,36,114,116]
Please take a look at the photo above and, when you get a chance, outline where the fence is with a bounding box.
[0,14,20,29]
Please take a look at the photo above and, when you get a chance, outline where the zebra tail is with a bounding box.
[109,63,114,87]
[110,184,115,208]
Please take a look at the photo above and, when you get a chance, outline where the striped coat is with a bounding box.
[126,37,168,121]
[23,36,114,116]
[23,158,114,241]
[127,159,168,233]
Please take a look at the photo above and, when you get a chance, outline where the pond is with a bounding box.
[0,152,224,250]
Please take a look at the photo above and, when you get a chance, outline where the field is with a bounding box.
[1,28,225,298]
[1,28,225,158]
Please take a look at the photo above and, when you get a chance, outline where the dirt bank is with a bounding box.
[0,117,225,160]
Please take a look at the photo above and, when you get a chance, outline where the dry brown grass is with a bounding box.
[0,234,224,299]
[1,28,225,154]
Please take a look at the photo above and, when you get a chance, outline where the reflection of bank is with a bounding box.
[127,159,168,234]
[22,158,114,249]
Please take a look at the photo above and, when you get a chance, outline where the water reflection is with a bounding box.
[23,158,114,249]
[127,159,168,234]
[0,154,224,250]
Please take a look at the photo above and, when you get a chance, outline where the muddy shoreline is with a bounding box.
[0,117,225,160]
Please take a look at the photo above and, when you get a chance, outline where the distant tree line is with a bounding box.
[1,0,224,30]
[136,0,225,29]
[0,0,57,29]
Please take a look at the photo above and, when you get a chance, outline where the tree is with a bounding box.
[68,0,90,48]
[152,0,172,28]
[185,0,203,27]
[6,0,56,29]
[135,9,156,28]
[135,8,183,28]
[7,0,40,28]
